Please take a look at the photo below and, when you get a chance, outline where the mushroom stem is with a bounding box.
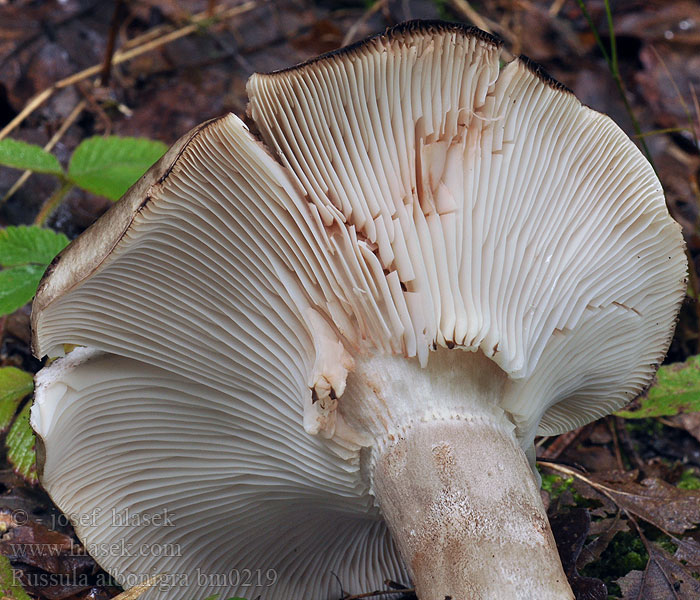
[372,419,574,600]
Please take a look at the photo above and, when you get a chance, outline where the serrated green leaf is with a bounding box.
[68,136,167,200]
[0,225,69,267]
[0,265,46,316]
[0,138,63,175]
[6,402,37,484]
[0,226,69,316]
[0,367,33,431]
[0,553,32,600]
[616,355,700,418]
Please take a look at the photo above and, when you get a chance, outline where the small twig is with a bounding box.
[1,99,87,206]
[77,81,113,135]
[33,181,74,227]
[342,0,389,47]
[634,127,693,138]
[111,574,166,600]
[604,0,618,79]
[608,416,625,470]
[543,461,685,597]
[548,0,567,17]
[343,588,416,600]
[683,246,700,354]
[575,0,655,169]
[538,424,592,460]
[626,514,683,600]
[100,0,127,86]
[0,1,258,142]
[614,416,644,470]
[448,0,491,33]
[690,84,700,138]
[649,45,700,153]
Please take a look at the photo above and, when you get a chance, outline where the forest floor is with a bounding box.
[0,1,699,599]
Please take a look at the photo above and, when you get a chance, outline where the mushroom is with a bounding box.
[31,21,686,600]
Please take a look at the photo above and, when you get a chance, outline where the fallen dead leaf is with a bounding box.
[543,464,700,535]
[549,508,608,600]
[578,514,630,569]
[617,542,700,599]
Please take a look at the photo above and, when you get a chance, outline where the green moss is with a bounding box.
[582,531,648,584]
[539,471,575,501]
[678,468,700,490]
[654,536,678,555]
[432,0,451,20]
[624,418,665,437]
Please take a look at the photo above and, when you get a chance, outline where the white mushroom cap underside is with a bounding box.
[32,348,406,599]
[31,21,686,600]
[246,21,685,435]
[32,114,409,598]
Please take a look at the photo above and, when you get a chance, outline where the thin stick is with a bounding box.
[604,0,618,78]
[634,127,691,138]
[343,588,416,600]
[649,45,700,151]
[342,0,388,47]
[33,181,73,227]
[0,1,258,142]
[575,0,655,169]
[608,416,624,470]
[538,424,591,460]
[100,0,127,86]
[448,0,491,33]
[2,100,87,205]
[549,0,567,17]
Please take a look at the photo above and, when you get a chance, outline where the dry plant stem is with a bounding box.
[614,416,644,470]
[447,0,491,33]
[538,424,591,460]
[549,0,567,17]
[683,246,700,354]
[575,0,653,168]
[100,0,127,86]
[2,99,87,205]
[608,416,624,470]
[343,588,416,599]
[342,0,389,46]
[373,420,573,600]
[34,181,73,226]
[447,0,516,45]
[0,1,258,142]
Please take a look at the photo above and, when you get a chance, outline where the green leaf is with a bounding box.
[68,136,167,201]
[0,227,69,316]
[0,265,46,315]
[0,138,63,175]
[0,225,69,267]
[616,355,700,418]
[0,367,33,431]
[6,402,37,484]
[0,553,32,600]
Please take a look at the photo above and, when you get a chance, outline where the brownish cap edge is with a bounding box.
[252,19,577,98]
[31,115,230,358]
[257,19,503,78]
[517,53,575,95]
